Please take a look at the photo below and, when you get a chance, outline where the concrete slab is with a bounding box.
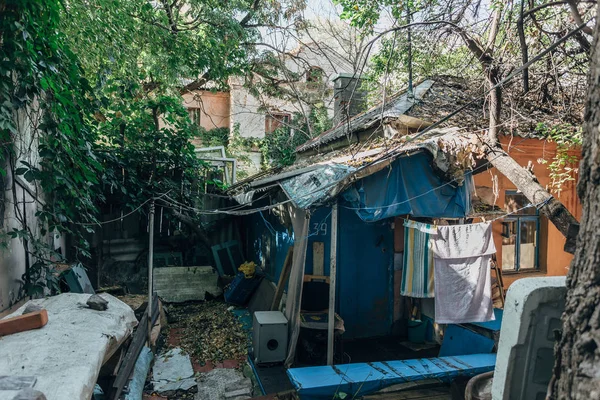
[152,348,196,394]
[196,368,253,400]
[491,277,566,400]
[153,266,221,303]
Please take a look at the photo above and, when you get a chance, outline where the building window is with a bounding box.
[188,108,202,126]
[265,112,291,134]
[501,191,540,272]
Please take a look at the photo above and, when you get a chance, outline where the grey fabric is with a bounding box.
[284,205,309,367]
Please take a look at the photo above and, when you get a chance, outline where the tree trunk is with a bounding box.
[473,6,579,252]
[550,5,600,398]
[485,147,579,251]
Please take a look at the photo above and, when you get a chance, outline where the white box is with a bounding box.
[253,311,288,364]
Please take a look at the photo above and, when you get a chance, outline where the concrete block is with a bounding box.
[492,277,566,400]
[153,266,222,303]
[152,348,195,394]
[196,368,252,400]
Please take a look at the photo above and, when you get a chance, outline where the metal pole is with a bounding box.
[147,200,155,346]
[327,201,338,365]
[406,1,414,98]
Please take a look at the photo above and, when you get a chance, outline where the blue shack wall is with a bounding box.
[244,211,293,282]
[337,205,394,339]
[244,208,332,282]
[243,205,394,339]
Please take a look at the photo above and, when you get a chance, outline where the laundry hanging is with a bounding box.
[400,220,436,298]
[430,222,496,324]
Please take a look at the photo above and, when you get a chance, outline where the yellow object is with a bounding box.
[238,261,256,279]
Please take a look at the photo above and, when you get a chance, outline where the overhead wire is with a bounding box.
[75,190,172,226]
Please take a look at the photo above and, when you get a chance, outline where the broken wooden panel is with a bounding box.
[153,266,221,303]
[312,242,325,276]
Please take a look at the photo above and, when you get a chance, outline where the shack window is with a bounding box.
[188,108,202,126]
[501,191,539,272]
[265,112,291,134]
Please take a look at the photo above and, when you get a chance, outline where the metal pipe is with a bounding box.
[327,201,338,365]
[147,200,155,346]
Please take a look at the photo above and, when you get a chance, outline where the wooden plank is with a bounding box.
[287,354,496,399]
[111,294,159,400]
[0,310,48,336]
[364,393,451,400]
[0,376,36,390]
[312,242,324,276]
[394,217,405,252]
[303,275,330,283]
[270,247,293,311]
[327,202,338,366]
[364,387,451,399]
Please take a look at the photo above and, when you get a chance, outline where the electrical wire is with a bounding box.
[74,190,172,226]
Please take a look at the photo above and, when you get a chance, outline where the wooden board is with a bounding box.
[364,387,451,399]
[111,294,159,400]
[270,247,293,311]
[287,354,496,399]
[394,217,405,253]
[312,242,324,276]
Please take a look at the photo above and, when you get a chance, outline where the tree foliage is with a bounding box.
[1,0,104,295]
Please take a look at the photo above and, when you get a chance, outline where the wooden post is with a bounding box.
[327,201,338,365]
[271,247,294,311]
[147,200,155,346]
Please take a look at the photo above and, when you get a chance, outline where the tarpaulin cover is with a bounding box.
[0,293,137,400]
[342,151,472,221]
[280,164,355,209]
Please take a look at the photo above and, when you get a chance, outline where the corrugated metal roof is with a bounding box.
[226,127,470,202]
[296,80,435,152]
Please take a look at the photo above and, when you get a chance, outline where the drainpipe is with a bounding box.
[327,201,338,365]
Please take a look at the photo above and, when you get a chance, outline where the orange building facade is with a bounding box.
[182,91,230,129]
[473,135,582,287]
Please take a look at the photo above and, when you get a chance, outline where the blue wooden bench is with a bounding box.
[287,353,496,399]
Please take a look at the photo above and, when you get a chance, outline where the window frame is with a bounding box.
[265,112,291,135]
[502,190,540,272]
[188,107,202,127]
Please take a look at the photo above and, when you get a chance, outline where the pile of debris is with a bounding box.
[167,302,248,365]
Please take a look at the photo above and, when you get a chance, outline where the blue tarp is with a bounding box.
[342,151,472,221]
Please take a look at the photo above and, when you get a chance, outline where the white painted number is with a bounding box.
[313,222,327,236]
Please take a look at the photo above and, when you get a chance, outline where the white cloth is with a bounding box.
[431,222,496,324]
[0,293,137,400]
[284,205,309,367]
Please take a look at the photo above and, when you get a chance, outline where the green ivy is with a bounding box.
[0,0,103,295]
[535,123,582,196]
[195,126,230,148]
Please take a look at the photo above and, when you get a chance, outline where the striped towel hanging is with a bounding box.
[401,220,437,298]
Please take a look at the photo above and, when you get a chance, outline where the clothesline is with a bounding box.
[396,196,553,227]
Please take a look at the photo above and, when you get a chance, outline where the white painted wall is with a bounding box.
[0,106,63,313]
[229,78,268,139]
